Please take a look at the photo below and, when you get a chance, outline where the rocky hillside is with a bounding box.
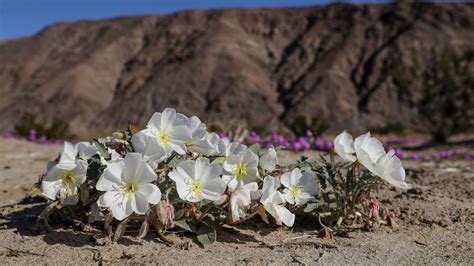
[0,1,473,135]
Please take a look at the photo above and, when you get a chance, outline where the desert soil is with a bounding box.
[0,138,473,264]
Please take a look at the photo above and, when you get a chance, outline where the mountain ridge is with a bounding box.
[0,2,473,135]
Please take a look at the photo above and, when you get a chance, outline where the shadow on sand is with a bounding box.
[0,197,98,247]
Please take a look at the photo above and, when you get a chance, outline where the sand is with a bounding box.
[0,138,473,264]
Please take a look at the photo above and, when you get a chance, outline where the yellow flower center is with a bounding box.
[157,131,170,144]
[189,181,203,197]
[234,163,248,178]
[289,185,303,198]
[122,180,139,196]
[61,171,76,186]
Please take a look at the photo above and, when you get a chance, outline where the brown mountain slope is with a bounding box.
[0,2,473,135]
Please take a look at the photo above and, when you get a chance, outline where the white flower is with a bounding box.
[281,168,319,206]
[225,140,247,156]
[228,179,258,222]
[207,132,226,155]
[259,147,277,172]
[260,176,295,227]
[223,149,259,184]
[355,132,411,189]
[41,141,87,205]
[131,132,167,169]
[334,131,357,162]
[375,150,412,189]
[168,157,226,203]
[76,141,98,161]
[184,116,215,154]
[56,141,79,170]
[211,137,247,157]
[354,132,386,175]
[133,108,192,156]
[96,153,162,221]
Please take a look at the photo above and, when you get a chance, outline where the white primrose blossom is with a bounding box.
[260,176,295,227]
[223,149,259,184]
[259,147,278,172]
[355,132,412,190]
[376,150,412,190]
[131,132,167,169]
[168,157,226,203]
[228,179,258,222]
[41,141,88,205]
[207,132,226,155]
[334,131,357,162]
[281,168,319,206]
[210,137,247,157]
[76,141,98,161]
[224,140,247,156]
[183,116,215,154]
[96,153,162,221]
[132,108,192,157]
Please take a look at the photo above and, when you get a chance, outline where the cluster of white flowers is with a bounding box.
[334,131,412,189]
[40,108,411,232]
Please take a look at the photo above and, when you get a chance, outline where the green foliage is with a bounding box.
[287,115,329,137]
[419,49,474,142]
[13,112,74,140]
[13,113,42,137]
[369,122,406,135]
[392,49,474,142]
[93,139,111,161]
[293,156,384,226]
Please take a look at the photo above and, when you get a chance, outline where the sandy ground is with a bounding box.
[0,138,473,264]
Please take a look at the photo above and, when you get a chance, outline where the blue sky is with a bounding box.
[0,0,391,39]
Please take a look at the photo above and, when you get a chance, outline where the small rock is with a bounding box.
[407,187,423,195]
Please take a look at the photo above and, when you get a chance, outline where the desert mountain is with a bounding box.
[0,1,473,135]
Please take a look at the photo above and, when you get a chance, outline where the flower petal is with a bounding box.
[161,108,177,128]
[275,205,295,227]
[146,112,162,130]
[135,159,157,184]
[300,172,319,195]
[97,191,122,208]
[259,147,277,172]
[122,153,144,179]
[138,183,162,205]
[131,193,149,214]
[280,171,292,188]
[41,180,58,200]
[43,165,62,182]
[382,156,412,189]
[58,141,77,169]
[96,168,123,191]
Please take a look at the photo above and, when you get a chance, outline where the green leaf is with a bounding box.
[6,250,19,257]
[196,222,216,246]
[174,220,195,232]
[93,139,111,161]
[124,125,134,142]
[86,154,105,181]
[303,202,325,213]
